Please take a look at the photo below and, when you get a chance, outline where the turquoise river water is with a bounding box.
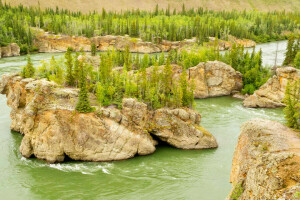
[0,41,287,200]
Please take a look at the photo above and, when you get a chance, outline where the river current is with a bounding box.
[0,41,287,200]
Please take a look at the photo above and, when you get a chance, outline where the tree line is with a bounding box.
[1,1,299,54]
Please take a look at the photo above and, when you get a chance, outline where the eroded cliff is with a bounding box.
[0,73,218,163]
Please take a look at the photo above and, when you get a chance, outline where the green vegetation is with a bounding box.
[294,52,300,69]
[91,43,96,56]
[32,42,270,112]
[283,80,300,130]
[230,182,244,200]
[283,36,300,66]
[0,1,299,53]
[21,55,35,78]
[75,56,94,113]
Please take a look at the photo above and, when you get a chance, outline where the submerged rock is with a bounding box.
[243,67,300,108]
[228,119,300,200]
[0,74,218,163]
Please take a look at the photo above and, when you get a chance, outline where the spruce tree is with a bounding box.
[283,36,295,66]
[22,55,35,78]
[294,52,300,69]
[180,69,188,107]
[283,81,298,129]
[91,43,96,56]
[65,47,74,86]
[73,52,80,87]
[75,58,94,113]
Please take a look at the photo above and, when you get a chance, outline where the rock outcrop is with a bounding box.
[0,73,217,163]
[0,43,20,58]
[146,61,242,98]
[228,119,300,200]
[243,67,300,108]
[33,28,256,53]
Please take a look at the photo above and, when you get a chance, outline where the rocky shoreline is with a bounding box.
[0,73,218,163]
[228,118,300,200]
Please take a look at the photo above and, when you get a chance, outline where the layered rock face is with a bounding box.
[228,119,300,200]
[0,73,217,163]
[244,67,300,108]
[0,43,20,58]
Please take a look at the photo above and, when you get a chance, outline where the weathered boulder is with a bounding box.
[243,67,300,108]
[0,43,20,58]
[0,74,217,163]
[190,61,243,98]
[152,108,217,149]
[228,119,300,200]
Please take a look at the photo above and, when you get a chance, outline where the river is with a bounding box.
[0,41,286,200]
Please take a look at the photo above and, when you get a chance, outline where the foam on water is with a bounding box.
[21,156,113,175]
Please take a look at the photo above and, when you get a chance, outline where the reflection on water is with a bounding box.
[0,41,286,200]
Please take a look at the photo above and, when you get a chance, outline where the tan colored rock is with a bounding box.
[190,61,243,98]
[228,119,300,200]
[0,43,20,57]
[1,74,218,163]
[145,61,242,99]
[243,67,300,108]
[152,108,217,149]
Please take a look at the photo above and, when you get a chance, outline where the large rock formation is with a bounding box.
[0,43,20,58]
[243,67,300,108]
[228,119,300,200]
[146,61,242,98]
[0,73,217,163]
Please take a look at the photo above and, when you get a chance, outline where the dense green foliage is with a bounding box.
[1,1,299,53]
[283,36,300,66]
[283,80,300,130]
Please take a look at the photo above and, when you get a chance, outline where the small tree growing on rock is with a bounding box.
[65,47,74,86]
[75,56,94,113]
[21,55,35,78]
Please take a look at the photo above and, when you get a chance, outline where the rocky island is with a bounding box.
[0,70,220,163]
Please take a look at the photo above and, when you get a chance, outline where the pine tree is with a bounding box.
[22,55,35,78]
[294,52,300,69]
[75,58,94,113]
[91,42,96,56]
[180,69,188,107]
[283,81,298,129]
[65,47,74,86]
[163,55,173,94]
[73,52,80,87]
[283,36,295,66]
